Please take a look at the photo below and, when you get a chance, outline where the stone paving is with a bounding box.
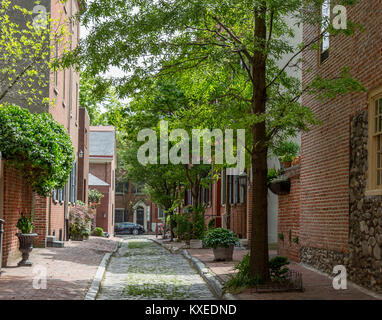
[0,236,119,300]
[154,237,381,300]
[97,236,216,300]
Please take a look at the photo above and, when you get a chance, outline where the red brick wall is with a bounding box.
[278,166,301,262]
[301,0,382,253]
[1,166,32,265]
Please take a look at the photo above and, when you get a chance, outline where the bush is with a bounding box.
[192,205,205,239]
[173,213,192,241]
[93,227,104,237]
[69,203,93,239]
[203,228,239,249]
[208,218,216,230]
[224,255,291,292]
[269,256,290,282]
[224,254,262,291]
[0,104,74,197]
[274,141,300,163]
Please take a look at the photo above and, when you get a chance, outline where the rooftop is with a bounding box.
[89,127,115,157]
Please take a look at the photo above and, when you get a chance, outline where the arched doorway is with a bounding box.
[136,206,144,226]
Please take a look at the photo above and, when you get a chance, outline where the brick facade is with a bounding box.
[277,166,301,262]
[1,0,81,265]
[278,0,382,292]
[89,126,116,235]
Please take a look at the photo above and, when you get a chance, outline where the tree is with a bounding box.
[0,0,68,110]
[72,0,365,281]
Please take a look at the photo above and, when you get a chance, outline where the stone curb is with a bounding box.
[151,238,237,300]
[84,239,122,300]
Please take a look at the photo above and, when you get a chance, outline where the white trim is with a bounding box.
[89,157,113,163]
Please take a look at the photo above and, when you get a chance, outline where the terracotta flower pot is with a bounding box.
[16,233,38,267]
[213,245,234,261]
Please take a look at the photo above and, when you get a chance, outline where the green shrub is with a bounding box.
[92,227,104,237]
[274,141,300,163]
[192,206,206,239]
[208,218,216,230]
[203,228,239,249]
[0,104,74,197]
[224,254,262,292]
[269,256,290,282]
[174,213,192,241]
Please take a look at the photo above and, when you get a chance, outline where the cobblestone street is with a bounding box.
[97,236,216,300]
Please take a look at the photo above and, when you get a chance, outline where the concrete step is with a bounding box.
[46,235,56,243]
[50,240,65,248]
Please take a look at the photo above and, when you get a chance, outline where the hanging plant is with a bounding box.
[88,188,104,208]
[0,104,74,197]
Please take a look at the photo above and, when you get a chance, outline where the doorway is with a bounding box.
[136,207,144,226]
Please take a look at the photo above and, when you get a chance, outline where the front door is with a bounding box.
[136,207,144,226]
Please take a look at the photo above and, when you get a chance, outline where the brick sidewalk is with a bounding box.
[0,236,119,300]
[153,237,380,300]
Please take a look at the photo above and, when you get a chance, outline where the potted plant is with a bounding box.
[274,141,300,169]
[88,189,104,208]
[203,228,239,261]
[16,212,38,267]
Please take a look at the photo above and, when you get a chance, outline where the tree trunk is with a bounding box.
[249,2,270,282]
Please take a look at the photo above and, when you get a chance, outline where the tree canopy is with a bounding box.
[71,0,365,281]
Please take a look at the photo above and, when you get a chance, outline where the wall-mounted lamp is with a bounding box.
[79,150,84,158]
[239,171,247,186]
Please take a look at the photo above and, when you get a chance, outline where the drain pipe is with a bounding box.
[0,219,4,274]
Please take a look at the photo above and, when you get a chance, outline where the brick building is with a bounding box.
[277,0,382,292]
[115,178,160,232]
[89,126,116,235]
[77,108,90,204]
[0,0,82,266]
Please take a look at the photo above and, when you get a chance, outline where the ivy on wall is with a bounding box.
[0,104,74,197]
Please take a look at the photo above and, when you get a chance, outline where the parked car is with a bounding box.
[115,222,145,235]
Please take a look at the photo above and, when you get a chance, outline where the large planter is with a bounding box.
[189,239,203,249]
[16,233,38,267]
[213,245,234,262]
[269,178,291,195]
[71,234,84,241]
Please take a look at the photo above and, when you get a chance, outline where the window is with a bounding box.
[320,0,330,63]
[75,82,79,122]
[240,176,246,204]
[53,186,66,203]
[158,208,165,219]
[221,169,226,205]
[234,176,239,204]
[63,69,66,101]
[69,162,77,203]
[228,175,233,204]
[132,183,143,194]
[368,87,382,194]
[54,42,58,89]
